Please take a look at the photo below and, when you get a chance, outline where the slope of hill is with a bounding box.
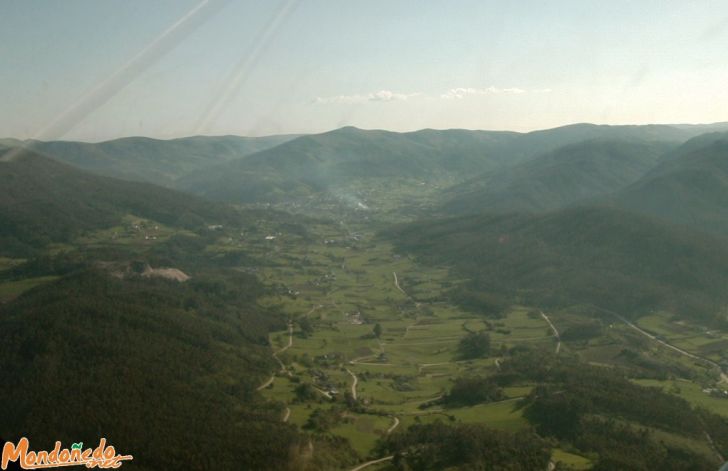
[389,206,728,324]
[445,139,674,214]
[23,134,299,186]
[614,132,728,235]
[515,122,724,150]
[178,123,711,204]
[0,148,238,256]
[0,138,23,150]
[0,267,356,470]
[412,123,727,166]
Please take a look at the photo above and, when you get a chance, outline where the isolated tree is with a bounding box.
[373,323,383,339]
[344,391,357,409]
[294,383,318,402]
[458,332,491,359]
[298,317,314,338]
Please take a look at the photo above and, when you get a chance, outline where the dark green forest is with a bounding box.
[390,206,728,324]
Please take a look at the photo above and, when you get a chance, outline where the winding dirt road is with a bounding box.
[282,407,291,423]
[350,455,394,471]
[393,271,407,295]
[540,310,561,354]
[256,321,293,391]
[386,416,400,434]
[346,368,358,400]
[606,310,728,383]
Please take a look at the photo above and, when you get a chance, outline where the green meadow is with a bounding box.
[248,217,561,458]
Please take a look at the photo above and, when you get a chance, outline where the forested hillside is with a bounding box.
[389,206,728,323]
[445,139,673,214]
[0,149,239,256]
[614,133,728,235]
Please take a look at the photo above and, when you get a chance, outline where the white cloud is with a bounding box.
[440,86,551,99]
[440,87,525,99]
[369,90,418,101]
[315,90,417,104]
[313,87,551,104]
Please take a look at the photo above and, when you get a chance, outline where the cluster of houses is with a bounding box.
[113,220,161,241]
[311,368,339,397]
[702,387,728,399]
[308,272,336,288]
[347,311,364,325]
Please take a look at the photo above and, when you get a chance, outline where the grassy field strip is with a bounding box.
[0,275,59,302]
[705,430,725,463]
[632,379,728,417]
[396,339,460,346]
[607,310,728,383]
[551,449,593,470]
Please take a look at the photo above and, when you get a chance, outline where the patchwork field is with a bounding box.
[237,217,563,460]
[223,208,728,467]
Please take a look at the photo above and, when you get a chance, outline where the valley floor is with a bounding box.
[232,197,728,469]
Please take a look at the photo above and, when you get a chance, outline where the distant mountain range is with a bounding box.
[175,122,728,203]
[5,121,728,253]
[17,134,300,187]
[175,126,521,202]
[10,122,726,205]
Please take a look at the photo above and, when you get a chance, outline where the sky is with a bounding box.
[1,0,728,141]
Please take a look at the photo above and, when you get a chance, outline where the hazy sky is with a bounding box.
[2,0,728,141]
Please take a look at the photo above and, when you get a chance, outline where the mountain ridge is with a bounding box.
[177,123,728,203]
